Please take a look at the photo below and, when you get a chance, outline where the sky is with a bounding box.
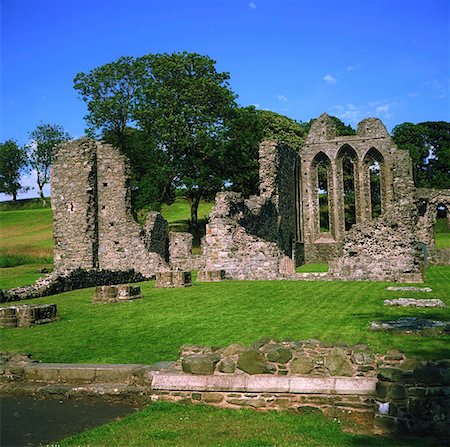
[1,0,449,200]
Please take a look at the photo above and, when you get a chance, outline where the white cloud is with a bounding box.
[248,2,257,9]
[277,94,288,102]
[323,74,337,84]
[330,99,397,125]
[346,66,354,71]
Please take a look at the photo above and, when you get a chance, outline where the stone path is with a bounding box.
[383,298,446,308]
[386,286,432,292]
[370,317,449,335]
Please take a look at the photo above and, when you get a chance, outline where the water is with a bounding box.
[1,395,141,446]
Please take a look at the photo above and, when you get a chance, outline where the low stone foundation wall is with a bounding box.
[0,268,146,303]
[0,304,59,328]
[155,271,192,288]
[92,285,142,303]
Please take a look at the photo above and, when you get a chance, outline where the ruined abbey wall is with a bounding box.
[299,114,396,263]
[201,141,298,279]
[51,139,169,277]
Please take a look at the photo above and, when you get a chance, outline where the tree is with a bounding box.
[0,140,29,202]
[28,123,71,206]
[259,110,308,149]
[420,121,450,189]
[392,121,450,188]
[73,56,140,147]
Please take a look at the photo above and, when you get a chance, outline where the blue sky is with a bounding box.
[1,0,449,199]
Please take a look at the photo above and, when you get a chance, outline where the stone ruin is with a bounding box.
[4,112,447,301]
[0,304,59,328]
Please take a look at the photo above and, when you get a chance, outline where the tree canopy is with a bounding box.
[392,121,450,188]
[74,52,238,225]
[0,140,29,202]
[28,123,71,206]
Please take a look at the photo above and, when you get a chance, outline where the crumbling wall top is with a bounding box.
[356,118,390,138]
[305,113,337,144]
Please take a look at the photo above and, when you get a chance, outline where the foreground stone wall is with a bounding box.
[1,341,448,439]
[51,139,169,277]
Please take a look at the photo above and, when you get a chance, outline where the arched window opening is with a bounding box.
[369,160,382,218]
[364,148,384,219]
[435,203,449,249]
[317,161,330,232]
[342,154,356,230]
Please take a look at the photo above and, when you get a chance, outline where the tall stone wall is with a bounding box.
[51,139,169,277]
[202,141,298,279]
[52,139,98,270]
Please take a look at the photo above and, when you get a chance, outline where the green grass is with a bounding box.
[296,263,328,273]
[0,263,53,289]
[435,218,450,249]
[1,266,448,363]
[0,208,53,265]
[0,197,50,211]
[60,401,428,447]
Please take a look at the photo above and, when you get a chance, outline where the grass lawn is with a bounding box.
[1,266,449,363]
[59,401,430,447]
[0,208,53,266]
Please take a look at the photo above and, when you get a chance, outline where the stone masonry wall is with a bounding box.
[201,141,298,279]
[51,139,169,278]
[169,232,205,271]
[3,342,448,439]
[52,139,98,270]
[300,114,396,263]
[328,139,423,282]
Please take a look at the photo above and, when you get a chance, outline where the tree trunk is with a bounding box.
[187,190,203,227]
[36,171,46,207]
[12,191,17,202]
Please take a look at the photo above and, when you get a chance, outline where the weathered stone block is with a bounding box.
[93,285,142,303]
[390,384,406,400]
[266,346,292,364]
[377,368,404,382]
[218,359,236,374]
[237,350,271,375]
[197,270,225,282]
[324,347,353,376]
[155,271,192,288]
[182,355,217,375]
[414,366,443,384]
[202,392,224,403]
[290,355,314,375]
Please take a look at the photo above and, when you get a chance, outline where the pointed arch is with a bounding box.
[312,152,332,234]
[337,144,358,231]
[363,147,385,218]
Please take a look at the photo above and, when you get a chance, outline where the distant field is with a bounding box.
[0,197,214,268]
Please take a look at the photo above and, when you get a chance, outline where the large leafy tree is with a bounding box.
[73,56,140,146]
[28,123,71,206]
[392,121,450,188]
[134,52,237,226]
[0,140,29,202]
[75,52,238,226]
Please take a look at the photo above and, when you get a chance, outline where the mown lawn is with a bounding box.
[1,266,448,363]
[59,401,431,447]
